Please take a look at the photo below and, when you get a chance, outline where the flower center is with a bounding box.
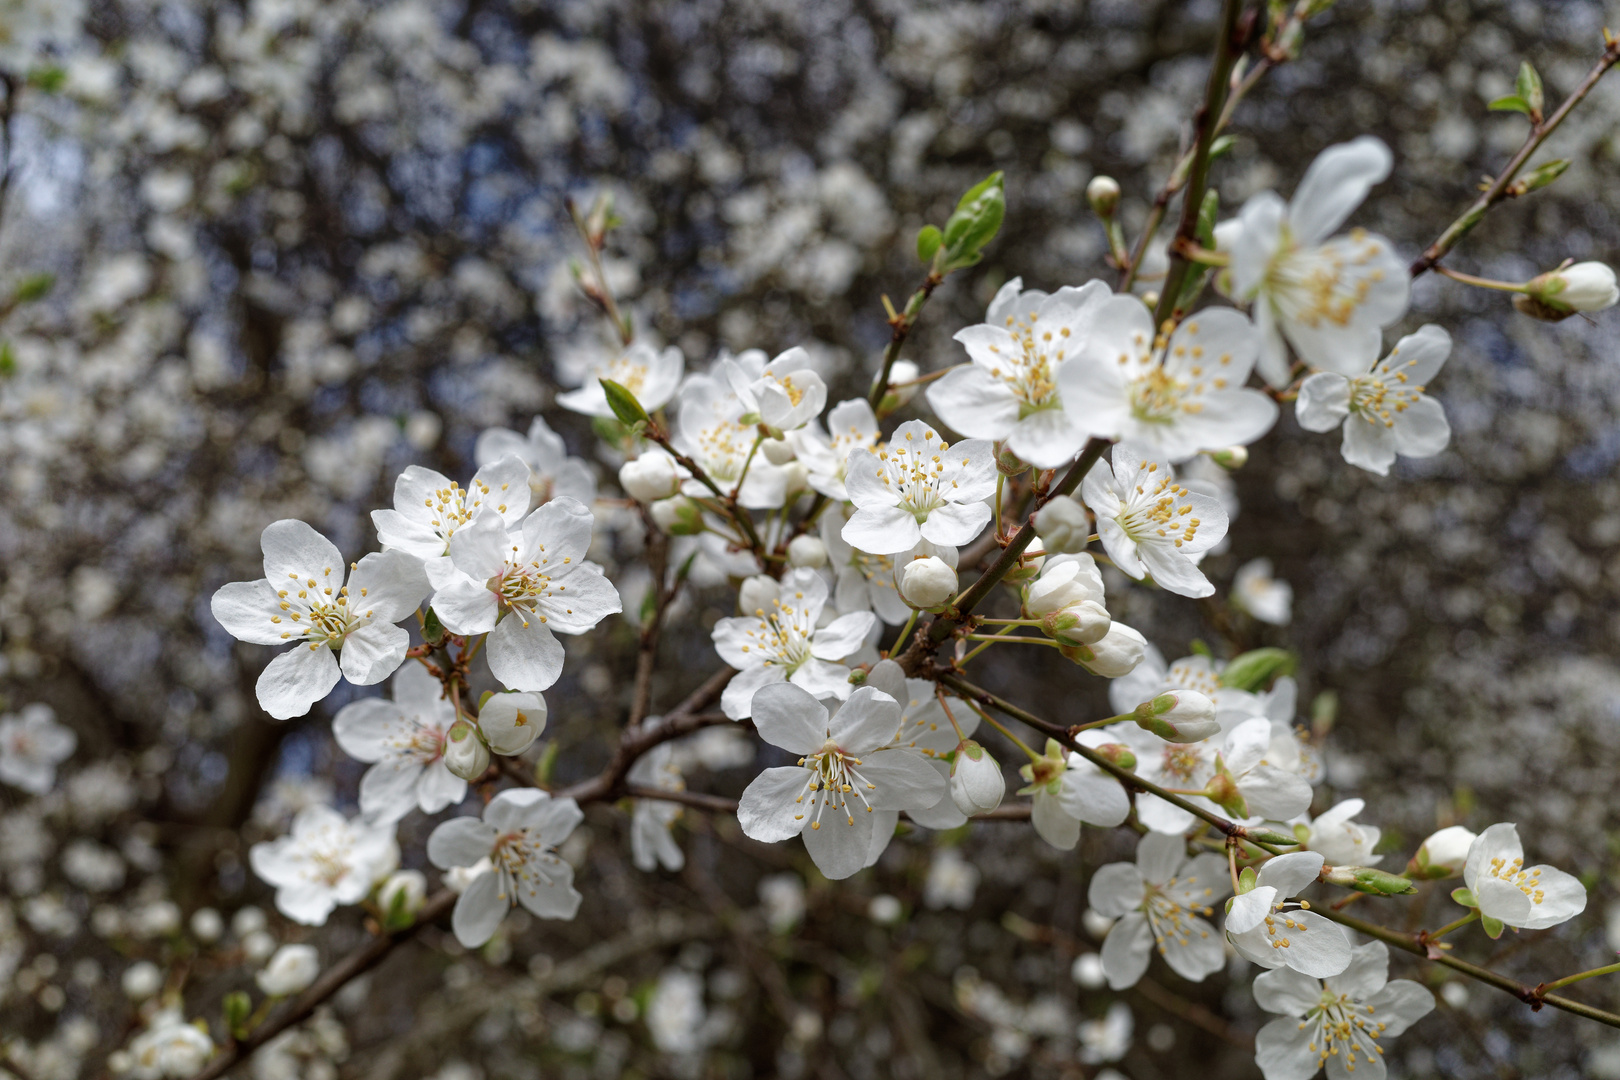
[1144,877,1216,950]
[793,739,878,830]
[489,549,574,628]
[1484,854,1545,906]
[1266,227,1389,329]
[421,479,509,549]
[875,428,957,514]
[1160,745,1203,784]
[271,568,371,647]
[1117,468,1207,551]
[1348,371,1424,430]
[989,311,1068,409]
[1303,990,1388,1072]
[733,597,815,673]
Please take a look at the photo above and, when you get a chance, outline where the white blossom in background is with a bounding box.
[736,683,945,880]
[819,507,911,624]
[474,415,599,507]
[256,943,320,996]
[1233,558,1293,625]
[432,498,622,692]
[759,873,807,934]
[1088,832,1230,989]
[0,0,85,73]
[627,743,685,873]
[672,366,795,508]
[790,397,880,500]
[126,1009,214,1080]
[1463,823,1587,930]
[1253,941,1434,1080]
[371,457,531,587]
[0,703,76,795]
[1224,136,1410,386]
[710,568,876,720]
[931,277,1110,467]
[1081,447,1229,598]
[427,789,584,948]
[617,448,686,502]
[210,521,431,719]
[723,345,828,431]
[1225,852,1352,977]
[248,804,398,926]
[842,420,995,554]
[924,847,981,910]
[1056,300,1277,463]
[1018,735,1130,851]
[1077,1002,1134,1066]
[1301,799,1382,867]
[1295,324,1452,476]
[645,969,708,1055]
[556,341,684,417]
[331,664,466,824]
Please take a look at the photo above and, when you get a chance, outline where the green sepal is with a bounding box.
[1245,829,1302,848]
[381,884,416,932]
[599,378,650,427]
[1208,134,1238,161]
[421,607,447,646]
[1449,887,1477,908]
[941,171,1005,269]
[1220,647,1298,691]
[1347,868,1418,896]
[1481,914,1505,940]
[13,272,54,303]
[1237,866,1258,894]
[478,689,495,710]
[1518,158,1570,193]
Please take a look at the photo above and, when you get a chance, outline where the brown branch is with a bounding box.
[1411,36,1620,277]
[869,271,944,408]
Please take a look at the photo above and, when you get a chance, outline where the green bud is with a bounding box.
[422,607,447,647]
[941,171,1005,269]
[1515,60,1544,118]
[916,224,943,264]
[1329,867,1417,896]
[1204,767,1246,818]
[1090,742,1136,771]
[223,990,252,1038]
[1219,647,1298,691]
[1516,158,1569,195]
[599,378,650,428]
[1208,445,1248,470]
[847,667,868,685]
[1085,175,1120,218]
[1244,829,1302,848]
[27,67,65,93]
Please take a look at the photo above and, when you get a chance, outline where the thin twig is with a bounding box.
[868,272,945,408]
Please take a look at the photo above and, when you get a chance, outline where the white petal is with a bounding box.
[211,580,293,645]
[750,683,829,755]
[1340,413,1397,475]
[1325,940,1389,1001]
[1258,852,1325,898]
[1136,541,1215,598]
[842,504,921,555]
[1253,963,1325,1016]
[857,750,947,811]
[1295,373,1352,432]
[1225,886,1277,935]
[720,663,784,721]
[810,611,878,660]
[1287,136,1392,247]
[1031,791,1080,850]
[339,622,409,686]
[1159,915,1226,982]
[1364,979,1435,1038]
[1087,861,1146,918]
[447,508,511,581]
[260,520,344,589]
[801,802,875,880]
[1254,1014,1323,1080]
[919,500,991,548]
[431,578,499,636]
[1135,832,1185,887]
[485,615,565,692]
[357,758,425,824]
[927,362,1021,440]
[427,817,497,868]
[1100,911,1153,989]
[738,767,814,843]
[540,564,622,634]
[451,871,508,947]
[828,686,902,753]
[256,644,341,720]
[1230,192,1285,298]
[1520,864,1587,929]
[1005,408,1090,470]
[1392,396,1450,459]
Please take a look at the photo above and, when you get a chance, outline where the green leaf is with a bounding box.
[382,884,416,931]
[1450,887,1478,908]
[1519,158,1570,193]
[941,171,1006,268]
[916,224,942,264]
[421,607,447,646]
[1244,829,1302,848]
[13,272,53,303]
[638,581,659,624]
[1515,60,1544,115]
[26,66,65,93]
[223,990,252,1038]
[1219,647,1298,691]
[0,342,14,378]
[598,378,650,427]
[1488,94,1531,115]
[1481,914,1505,940]
[1208,133,1238,161]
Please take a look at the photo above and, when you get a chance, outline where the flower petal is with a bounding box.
[1100,911,1153,989]
[339,622,409,686]
[1295,373,1352,432]
[1287,136,1392,247]
[256,644,341,720]
[750,683,828,755]
[261,520,344,590]
[738,766,813,843]
[450,870,508,948]
[1087,861,1146,918]
[800,800,875,880]
[485,615,565,692]
[842,504,920,555]
[427,816,497,868]
[211,580,293,646]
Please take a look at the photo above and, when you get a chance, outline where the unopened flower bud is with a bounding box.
[256,943,320,996]
[1323,866,1418,896]
[1203,771,1245,817]
[648,495,702,535]
[1408,825,1477,880]
[787,534,827,569]
[1208,445,1248,470]
[950,740,1005,816]
[900,555,958,610]
[444,720,489,781]
[478,692,547,756]
[1041,601,1111,647]
[737,574,778,617]
[1090,742,1137,771]
[1086,175,1120,218]
[1519,260,1619,316]
[995,443,1026,476]
[618,450,682,502]
[761,437,797,465]
[887,360,921,407]
[1133,690,1220,743]
[379,869,427,918]
[1061,621,1145,677]
[1034,496,1090,554]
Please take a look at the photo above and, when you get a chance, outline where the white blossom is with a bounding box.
[1121,717,1311,835]
[617,448,685,502]
[1295,325,1451,476]
[1018,735,1130,851]
[210,521,431,719]
[819,506,912,624]
[1033,494,1089,554]
[1225,852,1352,977]
[371,457,531,587]
[556,341,683,417]
[427,789,584,947]
[842,419,995,555]
[931,277,1110,467]
[723,345,828,431]
[949,740,1005,816]
[924,847,981,910]
[256,943,320,996]
[789,397,881,501]
[248,805,398,926]
[432,498,622,692]
[1409,825,1476,880]
[1463,823,1587,930]
[0,703,76,795]
[1077,1002,1133,1065]
[627,743,685,873]
[1109,644,1263,735]
[1090,832,1230,989]
[1253,941,1434,1080]
[478,691,547,756]
[1225,136,1410,386]
[331,664,466,824]
[1056,300,1277,462]
[710,568,876,720]
[1024,553,1111,647]
[1301,799,1382,868]
[474,415,598,507]
[864,658,980,830]
[900,554,958,609]
[127,1010,214,1080]
[1081,447,1228,598]
[737,683,945,880]
[1234,557,1293,625]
